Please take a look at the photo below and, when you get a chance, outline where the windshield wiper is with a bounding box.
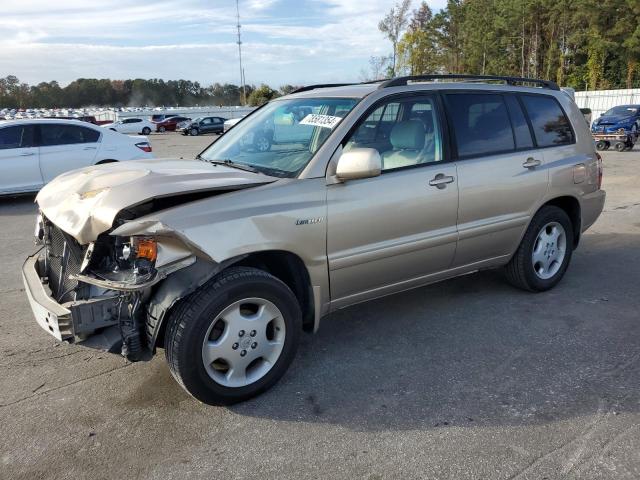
[204,159,259,173]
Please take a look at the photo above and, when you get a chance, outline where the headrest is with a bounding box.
[390,120,425,150]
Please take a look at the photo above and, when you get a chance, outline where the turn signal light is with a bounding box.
[135,238,157,262]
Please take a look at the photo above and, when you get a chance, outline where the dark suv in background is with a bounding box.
[180,116,226,136]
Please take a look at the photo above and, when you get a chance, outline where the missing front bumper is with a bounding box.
[22,249,123,349]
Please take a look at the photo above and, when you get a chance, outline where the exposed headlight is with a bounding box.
[83,236,158,287]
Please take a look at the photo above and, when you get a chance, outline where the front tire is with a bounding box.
[158,125,166,133]
[142,127,151,135]
[164,267,302,405]
[505,206,574,292]
[190,127,199,136]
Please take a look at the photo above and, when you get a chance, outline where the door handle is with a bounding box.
[523,157,542,169]
[83,146,97,150]
[429,174,455,189]
[20,152,36,156]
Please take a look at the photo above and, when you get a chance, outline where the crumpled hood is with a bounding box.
[36,159,276,244]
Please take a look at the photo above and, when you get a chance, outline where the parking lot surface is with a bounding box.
[1,133,639,480]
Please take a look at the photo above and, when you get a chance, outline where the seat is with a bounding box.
[381,120,426,170]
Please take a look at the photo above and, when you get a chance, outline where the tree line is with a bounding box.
[372,0,640,90]
[0,76,293,109]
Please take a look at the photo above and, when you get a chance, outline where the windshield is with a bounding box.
[604,106,638,116]
[199,97,358,177]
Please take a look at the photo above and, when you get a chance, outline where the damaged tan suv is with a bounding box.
[23,75,605,405]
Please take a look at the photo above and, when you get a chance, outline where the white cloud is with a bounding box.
[0,0,449,86]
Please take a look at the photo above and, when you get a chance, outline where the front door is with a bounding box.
[0,124,41,193]
[327,93,459,307]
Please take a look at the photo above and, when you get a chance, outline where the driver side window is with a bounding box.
[344,95,442,171]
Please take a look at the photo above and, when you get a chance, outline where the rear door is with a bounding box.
[38,123,101,183]
[211,117,224,133]
[0,124,41,193]
[122,118,142,133]
[200,117,214,133]
[445,92,549,267]
[327,93,458,306]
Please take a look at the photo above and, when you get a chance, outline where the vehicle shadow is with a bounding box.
[224,232,640,431]
[0,194,37,216]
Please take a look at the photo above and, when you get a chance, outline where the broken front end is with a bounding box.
[23,213,197,361]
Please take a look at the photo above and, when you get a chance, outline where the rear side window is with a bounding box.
[0,125,34,149]
[445,93,514,158]
[40,124,100,146]
[520,95,574,147]
[505,96,534,149]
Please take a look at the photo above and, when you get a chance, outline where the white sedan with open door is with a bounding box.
[0,119,154,195]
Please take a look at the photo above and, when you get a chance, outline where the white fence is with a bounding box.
[574,89,640,118]
[118,107,255,120]
[92,106,255,122]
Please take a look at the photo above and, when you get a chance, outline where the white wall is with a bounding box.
[115,106,255,121]
[574,89,640,119]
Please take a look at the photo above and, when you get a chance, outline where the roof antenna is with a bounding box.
[236,0,247,105]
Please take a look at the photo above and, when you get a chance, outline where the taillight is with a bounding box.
[135,142,152,153]
[596,152,603,189]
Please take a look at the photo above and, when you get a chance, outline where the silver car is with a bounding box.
[22,75,605,405]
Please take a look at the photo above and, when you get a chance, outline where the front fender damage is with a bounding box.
[144,256,245,351]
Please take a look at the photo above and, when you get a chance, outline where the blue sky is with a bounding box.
[0,0,447,87]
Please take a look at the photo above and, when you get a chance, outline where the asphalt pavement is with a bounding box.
[1,133,638,480]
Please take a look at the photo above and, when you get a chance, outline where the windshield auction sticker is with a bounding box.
[299,114,342,129]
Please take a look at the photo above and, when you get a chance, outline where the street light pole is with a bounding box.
[236,0,246,105]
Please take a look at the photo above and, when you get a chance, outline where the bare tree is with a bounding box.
[360,55,393,81]
[378,0,412,76]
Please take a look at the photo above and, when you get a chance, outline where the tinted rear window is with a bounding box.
[520,95,574,147]
[505,95,534,149]
[445,93,515,158]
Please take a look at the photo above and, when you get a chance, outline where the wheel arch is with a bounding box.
[540,195,582,248]
[149,249,315,352]
[233,250,314,331]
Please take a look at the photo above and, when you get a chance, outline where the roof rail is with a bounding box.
[378,74,560,91]
[290,83,358,94]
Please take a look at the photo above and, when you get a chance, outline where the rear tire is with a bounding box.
[614,142,626,152]
[158,125,166,133]
[595,140,606,151]
[164,267,302,405]
[505,206,574,292]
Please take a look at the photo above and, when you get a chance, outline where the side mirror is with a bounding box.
[335,148,382,181]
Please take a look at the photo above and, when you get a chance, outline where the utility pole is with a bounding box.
[236,0,246,105]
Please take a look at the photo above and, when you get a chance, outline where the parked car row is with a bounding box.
[100,115,235,135]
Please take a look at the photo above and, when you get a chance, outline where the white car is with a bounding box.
[0,119,154,195]
[223,117,243,133]
[102,118,155,135]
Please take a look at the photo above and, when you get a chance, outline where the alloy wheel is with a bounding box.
[532,222,567,280]
[201,298,286,388]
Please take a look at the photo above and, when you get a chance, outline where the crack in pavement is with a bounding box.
[0,349,86,368]
[0,363,132,408]
[506,400,608,480]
